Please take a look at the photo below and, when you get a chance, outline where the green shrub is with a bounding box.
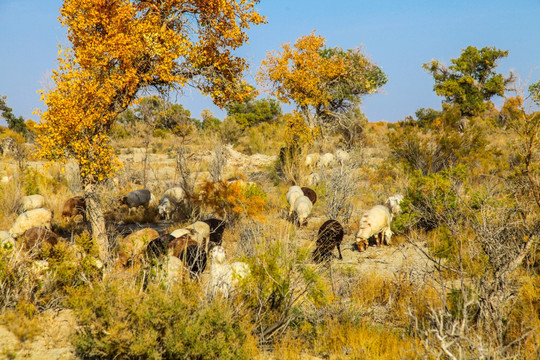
[67,280,258,359]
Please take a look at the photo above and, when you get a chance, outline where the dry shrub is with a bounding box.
[197,179,267,222]
[0,302,41,343]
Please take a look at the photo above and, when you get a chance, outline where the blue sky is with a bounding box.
[1,0,539,125]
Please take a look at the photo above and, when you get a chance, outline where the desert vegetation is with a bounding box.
[0,1,539,359]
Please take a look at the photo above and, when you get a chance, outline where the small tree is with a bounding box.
[226,95,281,129]
[37,0,265,260]
[423,46,514,117]
[0,95,28,136]
[258,31,386,135]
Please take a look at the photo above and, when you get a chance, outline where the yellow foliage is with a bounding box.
[37,0,265,185]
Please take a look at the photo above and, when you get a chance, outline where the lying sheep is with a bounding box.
[301,187,317,205]
[355,205,391,251]
[293,195,313,226]
[62,196,86,221]
[318,153,335,168]
[168,234,207,278]
[305,153,320,168]
[286,185,304,217]
[207,246,250,299]
[312,220,344,263]
[117,228,159,267]
[147,234,175,259]
[19,194,45,213]
[10,208,52,238]
[120,189,152,213]
[23,227,60,250]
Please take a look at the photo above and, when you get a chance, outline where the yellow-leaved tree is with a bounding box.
[258,31,387,140]
[37,0,265,260]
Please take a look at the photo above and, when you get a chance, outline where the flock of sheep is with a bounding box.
[0,147,404,299]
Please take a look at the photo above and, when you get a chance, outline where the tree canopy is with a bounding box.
[257,32,387,129]
[0,95,28,136]
[37,0,265,184]
[423,46,513,117]
[226,95,281,128]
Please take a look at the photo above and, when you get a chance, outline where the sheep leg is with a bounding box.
[336,244,343,260]
[376,233,382,247]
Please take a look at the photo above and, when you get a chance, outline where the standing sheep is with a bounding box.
[293,195,313,226]
[19,194,45,213]
[158,187,186,219]
[355,205,391,251]
[312,220,344,263]
[207,246,250,299]
[286,185,304,217]
[168,234,207,278]
[318,153,335,168]
[23,227,60,250]
[185,221,211,251]
[9,208,53,238]
[117,228,159,267]
[120,189,152,213]
[305,153,320,168]
[147,234,175,259]
[335,149,350,164]
[301,187,317,205]
[385,194,404,218]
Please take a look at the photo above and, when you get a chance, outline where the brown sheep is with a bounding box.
[23,227,60,250]
[301,187,317,205]
[168,234,207,278]
[62,196,86,221]
[117,228,159,267]
[312,220,344,263]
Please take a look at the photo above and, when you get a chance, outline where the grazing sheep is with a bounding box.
[208,246,250,299]
[147,234,175,259]
[62,196,86,221]
[318,153,335,168]
[202,218,226,249]
[9,208,52,238]
[117,228,159,267]
[20,194,45,213]
[307,172,321,187]
[335,149,350,164]
[305,153,320,168]
[163,187,186,204]
[312,220,344,263]
[170,228,191,239]
[355,205,391,251]
[301,187,317,205]
[23,227,60,250]
[120,189,152,212]
[168,234,207,278]
[293,195,313,226]
[286,185,304,217]
[157,196,176,220]
[385,194,404,218]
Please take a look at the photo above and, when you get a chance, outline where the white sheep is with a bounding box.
[207,246,250,299]
[185,221,211,251]
[305,153,320,168]
[163,187,186,204]
[293,195,313,226]
[170,228,191,240]
[19,194,45,213]
[355,205,391,251]
[158,196,176,220]
[318,153,335,168]
[335,149,350,164]
[9,208,52,238]
[286,185,304,217]
[385,194,404,218]
[307,173,321,187]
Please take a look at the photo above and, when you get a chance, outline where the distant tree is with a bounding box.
[36,0,265,260]
[226,95,281,128]
[258,32,386,133]
[201,110,221,131]
[415,107,442,128]
[0,95,28,136]
[423,46,514,117]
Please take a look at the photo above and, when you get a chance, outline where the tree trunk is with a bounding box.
[84,182,108,261]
